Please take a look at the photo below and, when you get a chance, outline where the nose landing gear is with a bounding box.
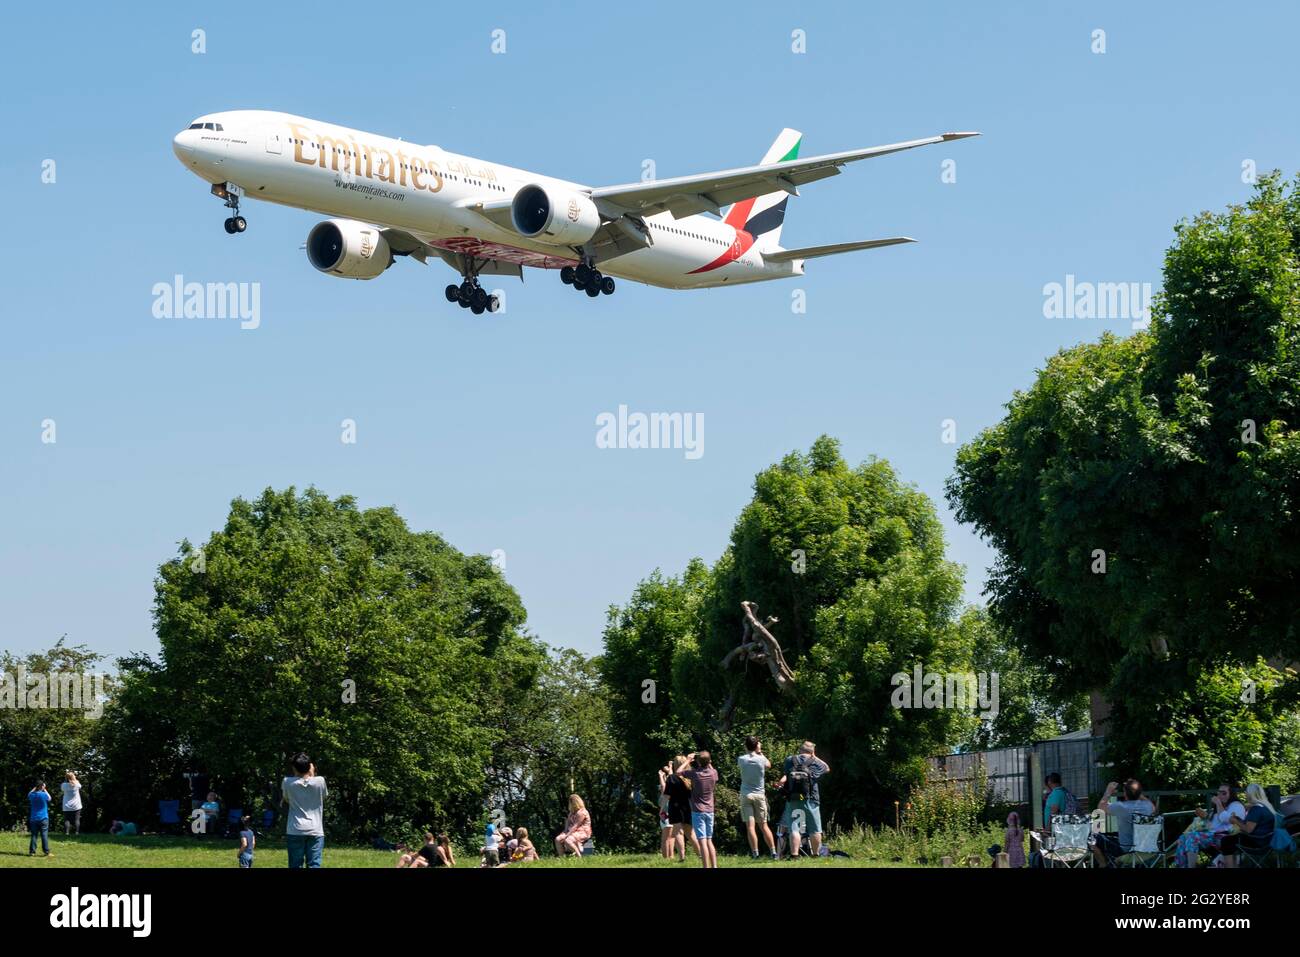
[212,183,247,234]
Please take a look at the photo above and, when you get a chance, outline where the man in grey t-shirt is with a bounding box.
[738,736,777,859]
[282,752,327,868]
[1094,778,1156,866]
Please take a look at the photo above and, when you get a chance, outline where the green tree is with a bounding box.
[604,437,978,824]
[956,607,1089,751]
[492,647,641,850]
[128,486,540,837]
[946,173,1300,776]
[0,640,110,829]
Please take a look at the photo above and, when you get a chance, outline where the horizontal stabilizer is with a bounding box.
[762,237,916,262]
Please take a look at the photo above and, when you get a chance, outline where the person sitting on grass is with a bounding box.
[1092,778,1155,867]
[1175,783,1244,867]
[399,832,450,868]
[510,827,539,862]
[1219,784,1278,867]
[555,794,592,857]
[237,815,256,868]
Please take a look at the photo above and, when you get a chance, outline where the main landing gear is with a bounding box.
[560,261,615,298]
[213,183,247,234]
[444,278,500,315]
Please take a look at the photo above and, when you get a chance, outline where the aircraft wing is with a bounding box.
[588,132,979,220]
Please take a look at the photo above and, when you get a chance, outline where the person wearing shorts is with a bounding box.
[777,742,830,858]
[738,736,777,859]
[664,756,696,861]
[681,751,719,869]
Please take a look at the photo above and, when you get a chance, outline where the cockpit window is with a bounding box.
[188,123,203,130]
[213,123,223,131]
[188,121,224,131]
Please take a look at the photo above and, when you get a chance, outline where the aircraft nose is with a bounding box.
[172,129,195,162]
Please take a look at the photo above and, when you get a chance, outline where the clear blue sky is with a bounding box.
[3,2,1297,661]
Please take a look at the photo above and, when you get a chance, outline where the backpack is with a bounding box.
[786,756,815,801]
[1046,787,1082,817]
[1271,814,1296,853]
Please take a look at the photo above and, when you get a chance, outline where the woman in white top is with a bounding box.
[60,771,83,835]
[1175,783,1245,867]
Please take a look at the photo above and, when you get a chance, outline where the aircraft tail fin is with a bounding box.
[723,128,802,253]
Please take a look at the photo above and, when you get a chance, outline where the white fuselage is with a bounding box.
[172,110,802,290]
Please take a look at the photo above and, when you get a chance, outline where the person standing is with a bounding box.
[681,751,719,869]
[776,742,830,858]
[281,752,327,868]
[28,780,53,857]
[738,736,777,860]
[663,755,698,861]
[237,815,256,868]
[60,771,83,835]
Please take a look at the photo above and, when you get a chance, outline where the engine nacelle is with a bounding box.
[306,219,392,279]
[511,183,601,246]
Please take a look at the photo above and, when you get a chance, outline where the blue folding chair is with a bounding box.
[159,799,182,834]
[260,808,276,834]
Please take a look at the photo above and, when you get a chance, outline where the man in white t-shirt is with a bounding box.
[282,752,327,868]
[60,771,83,835]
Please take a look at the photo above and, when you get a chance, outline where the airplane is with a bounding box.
[172,111,978,313]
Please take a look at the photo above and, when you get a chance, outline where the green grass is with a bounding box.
[0,830,968,868]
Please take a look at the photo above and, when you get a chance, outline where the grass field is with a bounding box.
[0,831,936,868]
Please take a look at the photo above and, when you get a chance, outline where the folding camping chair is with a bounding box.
[225,807,244,837]
[1115,814,1166,868]
[1044,814,1093,868]
[158,799,183,834]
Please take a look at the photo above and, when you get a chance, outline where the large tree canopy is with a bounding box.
[946,173,1300,782]
[603,437,986,824]
[115,487,542,837]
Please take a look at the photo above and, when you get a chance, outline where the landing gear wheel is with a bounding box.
[585,283,601,298]
[445,284,460,303]
[232,216,247,233]
[574,263,592,286]
[456,287,471,307]
[601,276,616,295]
[560,265,575,285]
[471,288,489,311]
[460,279,475,298]
[589,269,603,288]
[486,295,501,313]
[470,301,486,315]
[223,218,236,234]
